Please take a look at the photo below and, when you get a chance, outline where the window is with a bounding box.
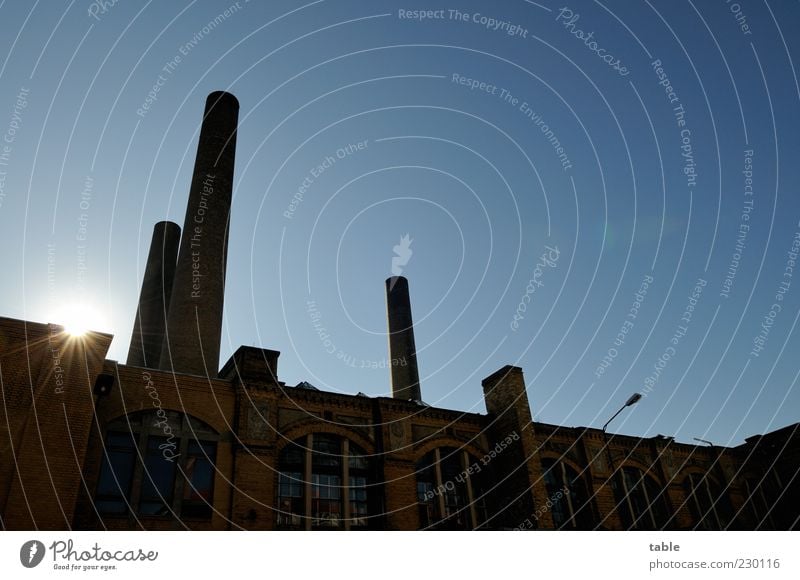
[138,436,177,515]
[94,411,218,520]
[439,449,470,529]
[415,447,484,530]
[683,473,732,530]
[541,458,593,529]
[182,441,217,518]
[416,451,440,528]
[95,432,137,514]
[311,435,342,528]
[277,440,305,529]
[743,476,778,529]
[311,472,342,528]
[618,467,671,530]
[276,434,372,530]
[349,448,369,528]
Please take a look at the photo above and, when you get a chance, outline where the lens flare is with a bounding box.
[52,303,107,336]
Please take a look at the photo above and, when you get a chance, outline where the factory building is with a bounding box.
[1,92,797,530]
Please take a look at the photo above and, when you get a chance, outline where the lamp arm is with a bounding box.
[602,405,626,433]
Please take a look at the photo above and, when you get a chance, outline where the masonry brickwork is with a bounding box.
[1,322,797,530]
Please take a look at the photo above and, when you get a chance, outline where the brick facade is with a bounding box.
[2,319,797,530]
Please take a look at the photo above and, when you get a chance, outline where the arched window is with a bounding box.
[618,466,671,530]
[415,447,488,530]
[94,411,218,520]
[683,473,732,530]
[541,458,593,529]
[276,433,372,530]
[744,476,776,529]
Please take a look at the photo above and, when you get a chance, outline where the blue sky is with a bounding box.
[1,0,799,445]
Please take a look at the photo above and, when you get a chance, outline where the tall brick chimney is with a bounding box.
[385,276,421,401]
[481,365,551,528]
[159,91,238,376]
[127,221,180,368]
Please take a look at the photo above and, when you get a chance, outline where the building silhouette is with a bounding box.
[0,92,797,531]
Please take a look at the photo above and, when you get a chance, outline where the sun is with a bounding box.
[52,303,108,337]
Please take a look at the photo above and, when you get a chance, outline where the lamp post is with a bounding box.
[603,393,642,434]
[600,393,642,529]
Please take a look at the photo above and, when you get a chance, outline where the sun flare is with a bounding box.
[52,303,108,337]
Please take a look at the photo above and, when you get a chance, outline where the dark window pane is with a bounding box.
[349,475,368,528]
[622,468,647,528]
[439,448,469,530]
[184,443,215,500]
[95,499,127,514]
[541,459,592,530]
[312,473,341,499]
[180,503,211,519]
[181,441,216,519]
[541,459,569,528]
[349,444,368,471]
[187,440,214,455]
[139,436,177,516]
[277,470,305,529]
[686,474,730,530]
[96,449,136,496]
[277,439,307,529]
[644,475,669,528]
[95,431,136,514]
[277,498,305,528]
[470,461,490,527]
[415,451,440,528]
[277,435,371,529]
[620,467,669,530]
[279,472,304,498]
[107,432,136,447]
[312,473,342,528]
[95,412,220,519]
[312,434,341,469]
[279,441,305,467]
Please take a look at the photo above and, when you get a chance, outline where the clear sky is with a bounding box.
[1,0,798,446]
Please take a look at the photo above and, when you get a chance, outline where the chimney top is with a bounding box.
[206,91,239,110]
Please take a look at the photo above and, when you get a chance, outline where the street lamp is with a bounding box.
[600,393,643,529]
[602,393,642,433]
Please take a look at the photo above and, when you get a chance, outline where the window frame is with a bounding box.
[618,466,670,530]
[541,457,593,530]
[415,447,482,530]
[276,433,372,530]
[94,411,219,521]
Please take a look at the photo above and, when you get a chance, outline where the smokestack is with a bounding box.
[159,91,239,376]
[127,221,180,367]
[385,276,421,401]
